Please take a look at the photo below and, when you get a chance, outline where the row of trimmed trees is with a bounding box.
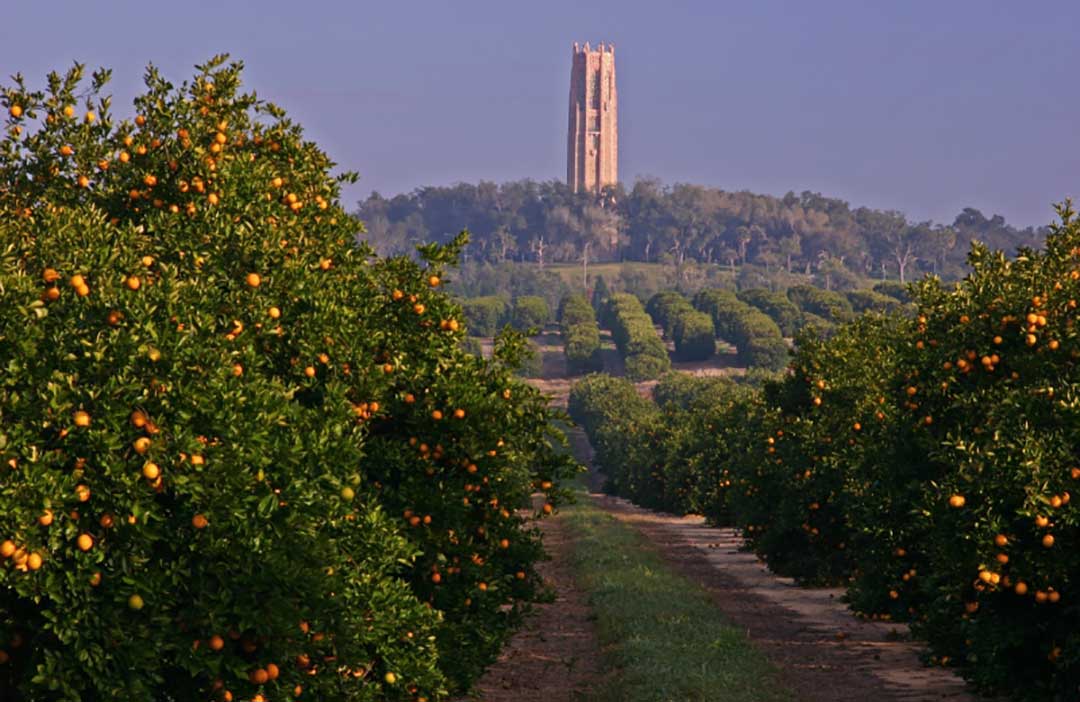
[601,294,672,381]
[569,205,1080,701]
[558,294,603,373]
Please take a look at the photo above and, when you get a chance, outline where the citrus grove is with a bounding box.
[0,57,576,701]
[572,206,1080,701]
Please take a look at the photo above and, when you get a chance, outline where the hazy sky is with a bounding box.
[4,1,1077,227]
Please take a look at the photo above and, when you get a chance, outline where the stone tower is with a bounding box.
[567,42,618,194]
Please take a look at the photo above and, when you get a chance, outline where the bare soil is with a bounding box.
[453,512,608,701]
[594,496,982,702]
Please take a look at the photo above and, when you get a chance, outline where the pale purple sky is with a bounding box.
[4,0,1077,226]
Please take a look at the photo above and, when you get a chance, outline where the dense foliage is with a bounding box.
[0,58,576,701]
[509,296,549,333]
[573,204,1080,700]
[786,285,855,323]
[558,294,602,374]
[358,178,1048,284]
[601,294,670,381]
[736,288,802,336]
[460,295,507,337]
[691,290,788,370]
[645,292,714,362]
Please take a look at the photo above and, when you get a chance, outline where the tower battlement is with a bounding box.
[567,42,618,194]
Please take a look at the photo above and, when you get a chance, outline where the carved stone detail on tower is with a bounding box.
[567,42,618,194]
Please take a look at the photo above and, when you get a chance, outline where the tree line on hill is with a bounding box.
[356,178,1048,283]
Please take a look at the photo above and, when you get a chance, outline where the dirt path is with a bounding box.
[567,417,980,701]
[454,511,607,702]
[594,496,979,702]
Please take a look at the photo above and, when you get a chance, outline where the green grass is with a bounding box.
[564,498,793,702]
[543,260,740,291]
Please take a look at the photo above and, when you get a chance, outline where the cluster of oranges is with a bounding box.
[0,58,575,701]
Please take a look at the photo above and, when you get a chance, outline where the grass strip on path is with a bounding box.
[565,497,793,702]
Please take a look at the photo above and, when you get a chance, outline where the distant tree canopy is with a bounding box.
[356,179,1048,283]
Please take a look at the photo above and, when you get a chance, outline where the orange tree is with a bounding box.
[844,207,1080,699]
[0,57,575,700]
[728,315,911,585]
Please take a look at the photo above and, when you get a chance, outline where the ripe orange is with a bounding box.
[454,408,466,420]
[384,672,397,685]
[265,663,280,680]
[73,410,91,427]
[246,273,261,288]
[9,105,22,118]
[142,461,161,480]
[1015,581,1028,596]
[75,484,90,502]
[133,437,151,454]
[428,275,440,287]
[431,410,443,421]
[128,594,144,610]
[126,276,141,291]
[0,541,15,559]
[994,534,1007,547]
[948,494,965,508]
[268,306,281,319]
[209,634,225,651]
[27,553,43,571]
[249,668,269,685]
[414,303,426,315]
[192,514,209,529]
[1042,534,1055,548]
[304,366,316,378]
[39,510,54,526]
[77,533,94,551]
